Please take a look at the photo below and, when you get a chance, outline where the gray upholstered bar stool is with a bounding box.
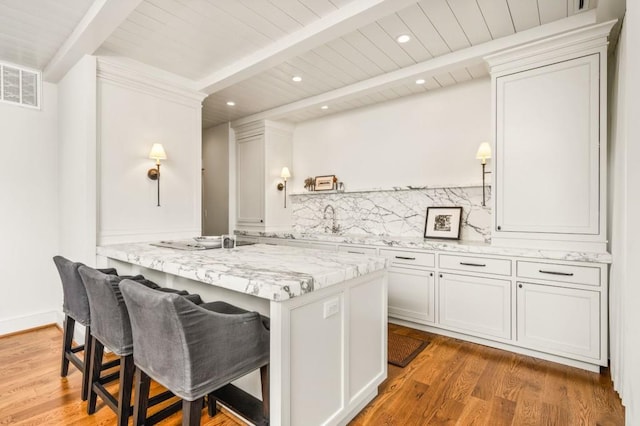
[53,256,120,401]
[79,267,202,426]
[119,279,270,426]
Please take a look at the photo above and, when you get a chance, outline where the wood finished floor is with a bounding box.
[0,324,624,425]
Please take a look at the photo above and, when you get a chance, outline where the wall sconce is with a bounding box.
[476,142,492,207]
[147,143,167,207]
[277,167,291,208]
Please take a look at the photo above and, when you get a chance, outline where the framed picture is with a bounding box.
[314,175,335,191]
[424,207,462,240]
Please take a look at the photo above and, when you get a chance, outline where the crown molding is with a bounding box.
[96,57,207,108]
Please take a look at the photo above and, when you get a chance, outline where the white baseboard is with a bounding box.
[0,310,59,336]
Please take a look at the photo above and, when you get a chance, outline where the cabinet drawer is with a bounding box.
[439,254,511,276]
[517,261,600,287]
[379,249,435,268]
[338,245,377,255]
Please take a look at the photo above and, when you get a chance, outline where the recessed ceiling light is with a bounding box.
[416,78,426,85]
[226,101,235,106]
[320,105,329,110]
[396,34,411,43]
[292,76,302,82]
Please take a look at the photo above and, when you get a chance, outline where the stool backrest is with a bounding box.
[120,279,269,401]
[53,256,91,326]
[78,266,133,356]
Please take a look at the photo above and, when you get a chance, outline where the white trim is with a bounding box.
[96,58,207,108]
[0,311,58,336]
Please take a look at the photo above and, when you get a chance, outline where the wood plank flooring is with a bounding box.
[0,324,624,425]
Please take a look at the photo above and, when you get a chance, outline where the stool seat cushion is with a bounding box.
[120,280,270,401]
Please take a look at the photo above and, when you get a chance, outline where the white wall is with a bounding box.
[202,122,230,235]
[292,78,491,191]
[96,59,204,244]
[58,55,97,264]
[608,8,640,426]
[0,82,61,334]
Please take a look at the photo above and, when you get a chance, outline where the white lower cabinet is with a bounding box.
[388,266,435,324]
[516,282,600,360]
[243,235,608,371]
[438,273,511,340]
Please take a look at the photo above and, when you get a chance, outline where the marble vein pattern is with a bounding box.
[290,185,491,243]
[97,242,387,301]
[235,231,613,264]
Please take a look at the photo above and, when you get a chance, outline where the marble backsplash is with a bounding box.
[290,185,491,243]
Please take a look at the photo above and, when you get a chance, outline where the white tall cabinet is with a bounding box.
[486,22,616,252]
[233,120,293,231]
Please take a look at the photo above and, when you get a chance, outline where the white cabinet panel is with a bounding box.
[439,254,511,276]
[517,282,600,360]
[517,261,600,287]
[236,135,264,225]
[495,54,600,236]
[439,273,511,339]
[338,245,377,255]
[379,248,435,268]
[388,266,435,324]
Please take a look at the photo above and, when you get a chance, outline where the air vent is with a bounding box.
[0,62,40,109]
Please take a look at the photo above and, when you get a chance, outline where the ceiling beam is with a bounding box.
[232,9,601,127]
[43,0,143,82]
[196,0,417,94]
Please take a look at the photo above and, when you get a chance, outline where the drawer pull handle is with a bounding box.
[460,262,486,267]
[348,251,365,254]
[395,256,416,260]
[539,269,574,276]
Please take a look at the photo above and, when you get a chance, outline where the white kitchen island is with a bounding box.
[96,242,388,426]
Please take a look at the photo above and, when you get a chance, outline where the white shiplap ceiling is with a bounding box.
[0,0,611,127]
[0,0,94,70]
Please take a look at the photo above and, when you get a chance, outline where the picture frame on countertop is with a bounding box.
[314,175,335,191]
[424,206,462,240]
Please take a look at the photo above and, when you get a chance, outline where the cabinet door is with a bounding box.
[439,273,511,339]
[388,267,435,324]
[495,54,600,235]
[236,135,264,225]
[517,282,600,360]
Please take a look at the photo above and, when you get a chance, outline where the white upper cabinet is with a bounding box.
[236,134,265,225]
[234,120,293,231]
[496,54,599,235]
[486,21,616,252]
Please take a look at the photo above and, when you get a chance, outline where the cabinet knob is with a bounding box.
[518,284,523,288]
[430,272,433,277]
[260,219,264,223]
[497,225,502,230]
[439,274,443,278]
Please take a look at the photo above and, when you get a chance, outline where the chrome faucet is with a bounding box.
[323,204,341,234]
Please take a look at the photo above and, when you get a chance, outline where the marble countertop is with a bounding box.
[235,231,613,264]
[96,242,387,302]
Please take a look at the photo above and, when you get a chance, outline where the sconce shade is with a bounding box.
[149,143,167,161]
[280,167,291,180]
[476,142,491,162]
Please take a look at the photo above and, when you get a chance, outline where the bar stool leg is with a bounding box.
[87,338,104,415]
[133,367,151,426]
[183,397,203,426]
[81,327,93,401]
[117,354,135,426]
[60,315,75,377]
[261,364,270,419]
